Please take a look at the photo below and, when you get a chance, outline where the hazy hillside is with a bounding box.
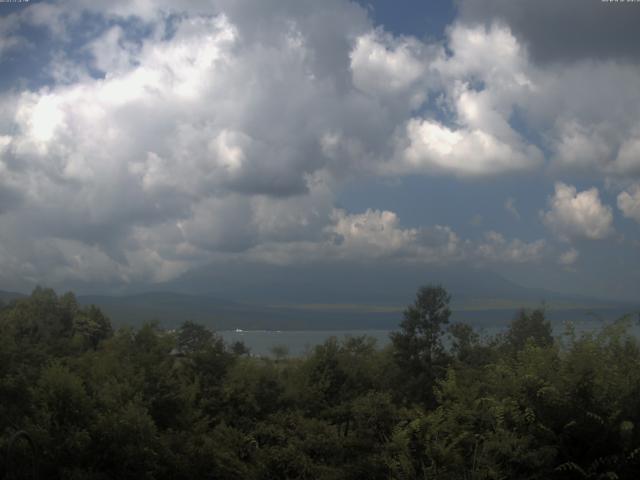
[77,290,638,331]
[4,273,635,331]
[163,262,624,306]
[77,264,632,330]
[0,290,25,304]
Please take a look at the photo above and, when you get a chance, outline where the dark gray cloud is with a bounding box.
[457,0,640,63]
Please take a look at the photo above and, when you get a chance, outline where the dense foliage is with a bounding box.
[1,286,640,479]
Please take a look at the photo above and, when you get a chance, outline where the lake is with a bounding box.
[219,314,640,356]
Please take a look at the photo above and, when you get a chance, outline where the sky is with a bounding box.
[0,0,639,302]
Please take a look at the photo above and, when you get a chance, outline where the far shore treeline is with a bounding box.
[1,286,640,479]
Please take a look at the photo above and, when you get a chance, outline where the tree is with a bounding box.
[72,304,113,349]
[231,340,250,357]
[391,285,451,406]
[270,344,289,362]
[177,321,215,355]
[506,307,553,352]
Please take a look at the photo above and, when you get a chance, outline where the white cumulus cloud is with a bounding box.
[617,184,640,223]
[386,23,544,177]
[2,1,638,289]
[350,29,436,109]
[476,231,545,263]
[558,248,579,266]
[542,182,614,240]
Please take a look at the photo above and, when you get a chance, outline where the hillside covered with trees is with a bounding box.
[1,286,640,479]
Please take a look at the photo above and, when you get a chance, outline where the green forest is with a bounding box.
[1,286,640,479]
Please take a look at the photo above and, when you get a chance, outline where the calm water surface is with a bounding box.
[220,317,640,357]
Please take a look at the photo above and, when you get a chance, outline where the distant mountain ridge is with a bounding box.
[3,268,637,331]
[164,262,629,306]
[0,290,26,303]
[75,291,637,332]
